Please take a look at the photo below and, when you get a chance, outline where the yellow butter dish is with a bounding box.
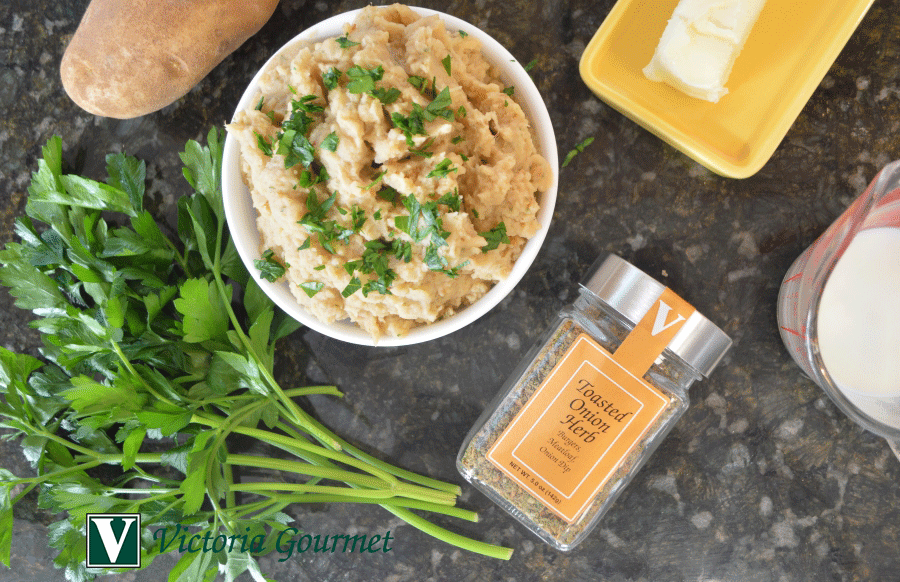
[579,0,875,179]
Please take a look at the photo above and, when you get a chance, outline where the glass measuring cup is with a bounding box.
[777,159,900,460]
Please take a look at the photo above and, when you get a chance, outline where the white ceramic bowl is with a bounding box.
[222,7,559,346]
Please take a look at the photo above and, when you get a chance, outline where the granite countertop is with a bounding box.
[2,0,899,581]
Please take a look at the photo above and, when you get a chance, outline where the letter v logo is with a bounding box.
[86,513,141,568]
[650,300,686,336]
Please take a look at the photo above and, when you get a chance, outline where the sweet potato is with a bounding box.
[60,0,279,119]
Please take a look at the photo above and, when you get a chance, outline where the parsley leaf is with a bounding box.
[323,67,343,90]
[370,87,401,104]
[336,36,359,48]
[390,87,454,147]
[427,158,457,179]
[277,129,315,168]
[255,132,273,157]
[442,55,452,76]
[254,249,288,282]
[299,281,324,297]
[479,222,510,252]
[407,75,427,92]
[436,190,462,211]
[562,136,595,168]
[346,64,383,94]
[321,132,340,152]
[424,87,454,121]
[341,277,362,297]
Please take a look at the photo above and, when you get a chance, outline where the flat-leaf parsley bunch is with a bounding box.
[0,129,511,582]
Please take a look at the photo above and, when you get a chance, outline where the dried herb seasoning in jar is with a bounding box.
[456,254,732,551]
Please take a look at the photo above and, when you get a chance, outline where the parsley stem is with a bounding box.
[110,341,179,408]
[105,488,174,495]
[197,385,341,406]
[284,417,462,495]
[91,453,165,464]
[231,482,411,500]
[223,460,237,509]
[225,454,390,488]
[234,490,480,521]
[207,256,341,450]
[10,459,103,504]
[36,429,103,459]
[223,454,457,507]
[382,506,513,560]
[254,428,510,559]
[223,498,280,520]
[192,413,400,487]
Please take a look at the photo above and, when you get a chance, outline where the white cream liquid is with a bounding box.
[817,226,900,427]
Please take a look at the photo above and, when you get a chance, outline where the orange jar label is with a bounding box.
[487,289,695,523]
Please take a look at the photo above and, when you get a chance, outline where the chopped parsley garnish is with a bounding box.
[297,164,328,188]
[340,238,414,297]
[562,136,595,168]
[458,30,468,37]
[299,281,324,297]
[323,67,343,90]
[321,132,340,152]
[427,158,457,179]
[342,65,402,104]
[350,205,366,231]
[391,87,454,147]
[255,132,273,157]
[391,109,427,146]
[255,96,265,110]
[377,185,400,205]
[409,137,435,158]
[277,129,315,169]
[298,191,353,253]
[255,249,288,282]
[255,94,325,169]
[451,136,465,144]
[436,190,462,212]
[479,222,510,252]
[365,170,386,190]
[391,239,412,263]
[407,75,427,91]
[394,194,449,244]
[300,190,335,225]
[336,36,359,48]
[502,86,515,96]
[371,87,401,104]
[441,55,452,76]
[524,58,538,72]
[346,64,383,94]
[423,245,468,278]
[285,95,324,131]
[426,87,454,120]
[342,277,362,297]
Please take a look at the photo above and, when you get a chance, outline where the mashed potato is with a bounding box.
[227,4,551,339]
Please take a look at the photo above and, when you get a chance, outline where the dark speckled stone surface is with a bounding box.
[2,1,900,581]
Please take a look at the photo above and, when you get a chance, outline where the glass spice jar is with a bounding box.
[456,253,732,551]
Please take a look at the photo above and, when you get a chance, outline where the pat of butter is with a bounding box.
[643,0,767,102]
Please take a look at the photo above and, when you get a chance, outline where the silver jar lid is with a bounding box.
[582,254,732,377]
